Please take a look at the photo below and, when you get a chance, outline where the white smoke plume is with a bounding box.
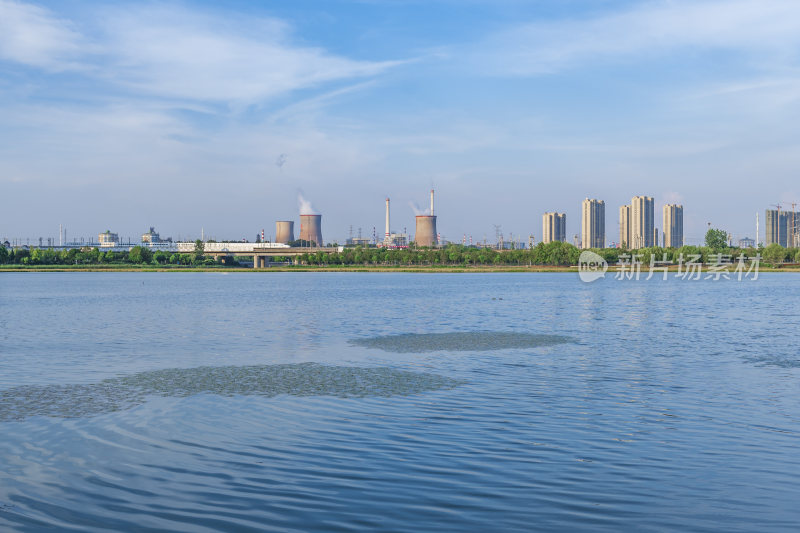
[409,201,430,216]
[298,192,318,215]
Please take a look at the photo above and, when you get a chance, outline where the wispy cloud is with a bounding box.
[96,6,402,103]
[0,0,85,70]
[474,0,800,75]
[0,1,401,104]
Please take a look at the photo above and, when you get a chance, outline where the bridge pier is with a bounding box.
[254,255,269,268]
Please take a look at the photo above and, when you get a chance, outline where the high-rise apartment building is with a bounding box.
[542,212,567,244]
[630,196,655,248]
[619,205,631,248]
[663,204,683,248]
[766,209,800,247]
[581,198,605,249]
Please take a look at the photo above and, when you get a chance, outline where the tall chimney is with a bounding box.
[430,189,435,216]
[385,197,390,240]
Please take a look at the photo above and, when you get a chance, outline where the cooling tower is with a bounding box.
[299,214,323,246]
[415,216,437,247]
[275,221,295,244]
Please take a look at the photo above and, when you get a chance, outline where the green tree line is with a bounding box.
[2,240,798,268]
[0,245,225,267]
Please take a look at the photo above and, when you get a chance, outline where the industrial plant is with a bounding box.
[299,215,323,247]
[7,186,800,257]
[275,221,294,244]
[414,190,438,248]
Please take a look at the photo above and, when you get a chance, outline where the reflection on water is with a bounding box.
[0,363,462,422]
[3,273,800,532]
[351,331,573,353]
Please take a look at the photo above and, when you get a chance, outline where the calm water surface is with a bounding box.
[1,272,799,531]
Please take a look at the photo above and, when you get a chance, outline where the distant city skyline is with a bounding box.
[4,195,794,249]
[2,0,800,243]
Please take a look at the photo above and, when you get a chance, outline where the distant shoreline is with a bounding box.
[3,265,800,273]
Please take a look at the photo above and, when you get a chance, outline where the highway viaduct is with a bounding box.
[200,247,343,268]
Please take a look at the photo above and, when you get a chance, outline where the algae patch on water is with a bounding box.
[0,363,462,422]
[350,331,574,353]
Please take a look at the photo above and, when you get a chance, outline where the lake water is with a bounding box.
[1,272,799,532]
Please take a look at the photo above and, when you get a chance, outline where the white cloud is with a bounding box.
[0,0,84,70]
[96,6,402,103]
[476,0,800,75]
[0,2,401,104]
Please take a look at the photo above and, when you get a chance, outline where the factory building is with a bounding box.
[141,227,161,244]
[379,197,410,248]
[98,230,119,247]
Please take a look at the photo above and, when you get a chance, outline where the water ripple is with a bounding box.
[0,363,462,422]
[350,331,574,353]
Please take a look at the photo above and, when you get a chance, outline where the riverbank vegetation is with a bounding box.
[3,240,800,270]
[0,245,224,267]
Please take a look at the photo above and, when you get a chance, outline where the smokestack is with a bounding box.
[385,197,390,240]
[275,221,295,244]
[430,189,434,216]
[299,215,322,247]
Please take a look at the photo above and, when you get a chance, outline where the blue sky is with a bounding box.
[1,0,799,245]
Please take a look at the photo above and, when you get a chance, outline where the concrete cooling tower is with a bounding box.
[415,216,437,247]
[299,214,323,246]
[275,221,295,244]
[414,188,438,247]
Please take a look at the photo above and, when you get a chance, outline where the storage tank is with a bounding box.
[299,214,323,247]
[275,221,294,244]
